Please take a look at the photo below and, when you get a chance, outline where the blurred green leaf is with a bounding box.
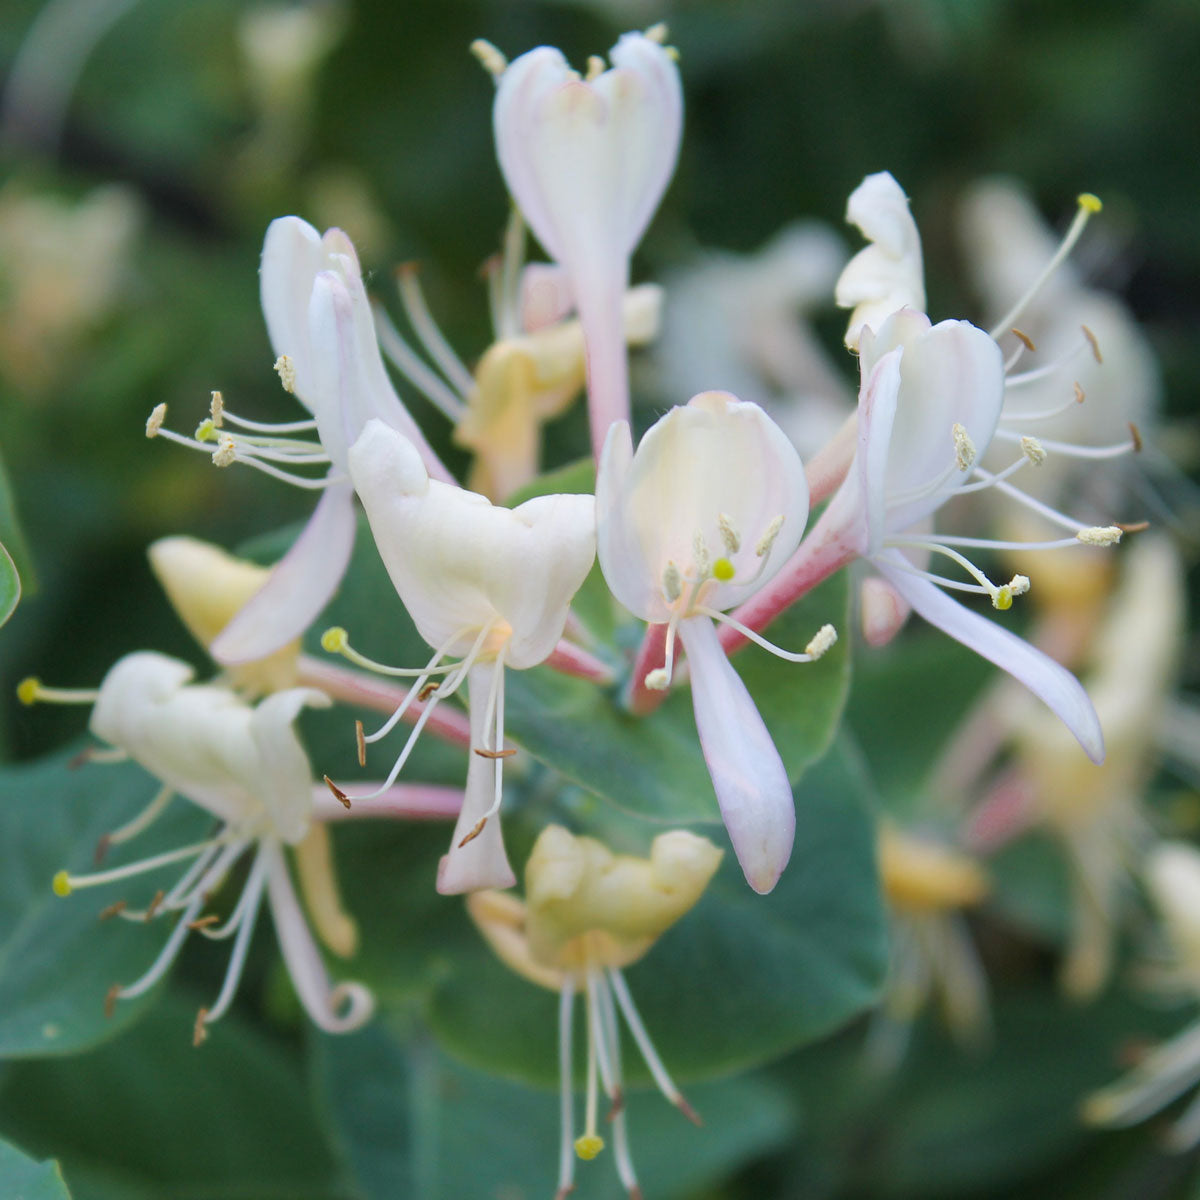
[0,449,35,597]
[0,1138,71,1199]
[0,542,20,628]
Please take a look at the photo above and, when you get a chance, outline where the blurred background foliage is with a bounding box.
[1,0,1198,1197]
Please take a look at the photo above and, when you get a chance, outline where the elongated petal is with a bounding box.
[264,841,375,1033]
[211,483,356,665]
[437,662,517,895]
[678,616,794,893]
[250,687,331,845]
[595,419,660,619]
[875,549,1104,762]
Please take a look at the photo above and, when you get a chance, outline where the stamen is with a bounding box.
[71,746,128,771]
[497,204,526,341]
[557,976,577,1200]
[755,515,785,558]
[1082,323,1103,363]
[145,403,167,437]
[469,38,507,77]
[718,513,741,554]
[97,900,127,921]
[324,776,352,809]
[805,624,838,659]
[645,615,680,691]
[697,606,836,665]
[645,22,669,43]
[661,562,682,603]
[396,265,478,399]
[953,423,977,473]
[576,971,606,1161]
[17,678,99,706]
[1129,422,1143,453]
[691,533,711,579]
[992,575,1030,612]
[52,835,235,895]
[1021,436,1047,466]
[585,55,605,82]
[101,784,173,851]
[992,428,1135,460]
[321,625,466,679]
[199,850,269,1024]
[274,355,296,393]
[1010,329,1036,353]
[1075,382,1086,404]
[355,721,366,767]
[988,192,1103,340]
[193,1007,209,1046]
[209,391,224,426]
[1077,526,1123,547]
[212,436,238,468]
[104,984,120,1019]
[458,648,509,847]
[373,304,467,423]
[143,889,166,921]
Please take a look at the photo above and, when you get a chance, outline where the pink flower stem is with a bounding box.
[624,622,668,716]
[312,782,464,823]
[578,277,631,461]
[296,655,471,748]
[545,638,615,684]
[804,412,858,506]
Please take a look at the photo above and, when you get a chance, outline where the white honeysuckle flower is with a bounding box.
[44,651,374,1040]
[1084,840,1200,1149]
[467,824,723,1200]
[835,171,926,351]
[148,216,451,667]
[343,418,596,894]
[487,27,682,455]
[597,392,832,894]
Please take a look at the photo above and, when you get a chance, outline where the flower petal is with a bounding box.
[210,482,357,665]
[875,549,1104,762]
[250,687,331,845]
[678,616,794,893]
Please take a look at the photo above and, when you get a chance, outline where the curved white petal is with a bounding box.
[211,483,357,666]
[264,841,375,1033]
[875,549,1104,762]
[678,616,794,893]
[437,662,518,895]
[836,172,926,350]
[250,687,331,845]
[90,651,195,748]
[595,419,661,620]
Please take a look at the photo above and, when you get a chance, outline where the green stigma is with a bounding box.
[713,557,735,582]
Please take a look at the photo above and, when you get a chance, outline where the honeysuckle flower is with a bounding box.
[341,418,596,894]
[835,172,926,352]
[871,823,990,1070]
[481,26,682,455]
[467,824,723,1200]
[147,215,451,666]
[36,651,374,1040]
[1084,840,1200,1148]
[596,391,835,894]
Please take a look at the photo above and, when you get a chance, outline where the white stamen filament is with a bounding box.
[607,967,692,1116]
[1002,336,1093,391]
[103,785,174,848]
[199,848,270,1024]
[396,267,478,399]
[373,303,468,422]
[498,205,526,341]
[970,466,1095,533]
[324,624,471,680]
[58,833,236,893]
[216,411,318,435]
[595,972,640,1196]
[991,428,1135,460]
[557,975,576,1199]
[695,606,834,664]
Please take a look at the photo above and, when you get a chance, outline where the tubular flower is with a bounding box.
[484,27,682,455]
[596,392,834,894]
[467,824,723,1200]
[42,651,374,1040]
[147,216,451,665]
[343,418,596,894]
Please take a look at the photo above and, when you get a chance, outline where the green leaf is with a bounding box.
[0,993,344,1199]
[315,1018,797,1200]
[0,542,20,628]
[426,739,887,1085]
[0,746,210,1059]
[0,1138,71,1199]
[0,447,35,597]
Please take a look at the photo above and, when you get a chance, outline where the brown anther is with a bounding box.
[1073,381,1086,405]
[457,817,488,848]
[104,984,120,1020]
[394,261,419,281]
[1081,324,1103,363]
[69,747,93,770]
[677,1095,703,1127]
[473,747,516,759]
[193,1007,209,1047]
[188,914,220,931]
[629,1187,645,1200]
[417,681,440,702]
[144,890,165,922]
[355,720,366,768]
[1010,328,1036,353]
[606,1088,626,1121]
[97,899,127,922]
[93,833,112,866]
[478,253,503,280]
[1116,520,1150,534]
[324,775,352,809]
[1128,421,1143,452]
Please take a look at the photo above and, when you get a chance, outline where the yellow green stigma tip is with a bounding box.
[52,870,72,897]
[1077,192,1102,213]
[194,418,217,442]
[16,677,40,706]
[574,1134,605,1160]
[713,557,736,582]
[993,588,1013,612]
[321,626,348,653]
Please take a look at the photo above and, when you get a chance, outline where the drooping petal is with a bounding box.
[264,840,375,1033]
[677,616,794,893]
[437,661,517,895]
[595,419,660,620]
[876,549,1104,762]
[835,171,926,350]
[210,482,356,666]
[250,687,331,845]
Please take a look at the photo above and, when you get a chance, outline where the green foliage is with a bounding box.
[0,1140,71,1200]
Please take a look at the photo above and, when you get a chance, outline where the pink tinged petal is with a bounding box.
[677,616,795,894]
[312,782,464,823]
[520,262,575,332]
[875,550,1105,763]
[437,662,517,895]
[210,483,357,665]
[596,420,662,621]
[250,687,331,845]
[264,841,375,1033]
[859,576,911,647]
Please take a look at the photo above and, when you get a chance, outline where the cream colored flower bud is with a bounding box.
[878,824,989,914]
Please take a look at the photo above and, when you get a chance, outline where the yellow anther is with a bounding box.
[644,668,670,691]
[194,418,217,442]
[755,515,785,558]
[662,562,682,603]
[1077,526,1123,547]
[212,436,237,468]
[1077,192,1102,214]
[952,422,976,472]
[209,391,224,427]
[274,354,296,394]
[1009,574,1031,597]
[585,55,605,82]
[1081,324,1103,364]
[644,22,669,43]
[574,1134,605,1160]
[145,403,167,438]
[1010,328,1036,353]
[1020,436,1047,466]
[321,626,348,653]
[713,557,735,582]
[16,676,40,706]
[469,38,508,77]
[805,624,838,659]
[717,512,741,554]
[52,870,72,897]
